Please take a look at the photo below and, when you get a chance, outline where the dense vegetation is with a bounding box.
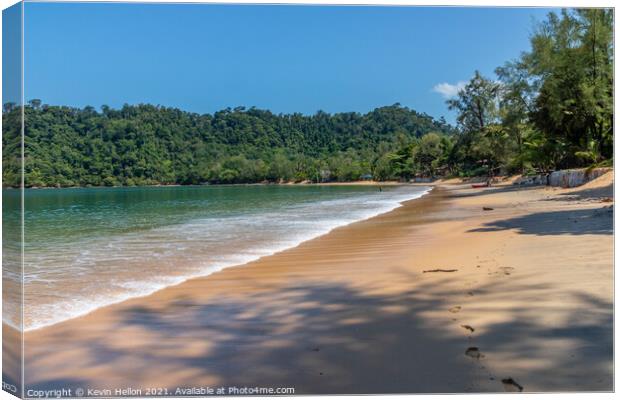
[445,8,613,176]
[2,8,613,188]
[2,103,454,187]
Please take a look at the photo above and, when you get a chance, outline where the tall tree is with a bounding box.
[447,71,501,133]
[495,59,539,172]
[446,71,503,173]
[527,9,613,167]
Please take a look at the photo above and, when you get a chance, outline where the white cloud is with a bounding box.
[432,81,467,99]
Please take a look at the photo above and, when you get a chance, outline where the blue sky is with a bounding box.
[20,3,557,123]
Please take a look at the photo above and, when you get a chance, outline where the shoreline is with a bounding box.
[19,176,613,392]
[15,186,432,332]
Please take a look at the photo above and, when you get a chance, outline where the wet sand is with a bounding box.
[18,176,614,393]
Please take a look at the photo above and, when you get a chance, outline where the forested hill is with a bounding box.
[2,103,455,187]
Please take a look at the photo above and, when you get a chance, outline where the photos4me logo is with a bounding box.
[3,381,18,393]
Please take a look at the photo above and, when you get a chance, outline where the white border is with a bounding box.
[0,2,617,400]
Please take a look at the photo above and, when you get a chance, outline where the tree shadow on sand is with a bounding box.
[446,184,542,199]
[544,183,614,202]
[463,278,612,390]
[25,276,613,394]
[468,207,612,236]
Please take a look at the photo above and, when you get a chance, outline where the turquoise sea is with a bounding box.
[3,184,430,330]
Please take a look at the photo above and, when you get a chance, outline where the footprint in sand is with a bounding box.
[465,347,483,359]
[488,267,514,276]
[461,324,475,333]
[501,378,523,392]
[449,306,462,313]
[499,267,515,275]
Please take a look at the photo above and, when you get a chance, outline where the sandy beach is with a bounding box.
[17,174,613,393]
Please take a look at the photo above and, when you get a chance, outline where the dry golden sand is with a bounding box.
[12,173,614,393]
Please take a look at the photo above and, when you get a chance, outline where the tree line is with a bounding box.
[2,102,455,187]
[2,8,613,188]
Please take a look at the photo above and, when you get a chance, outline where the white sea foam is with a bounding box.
[4,186,431,331]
